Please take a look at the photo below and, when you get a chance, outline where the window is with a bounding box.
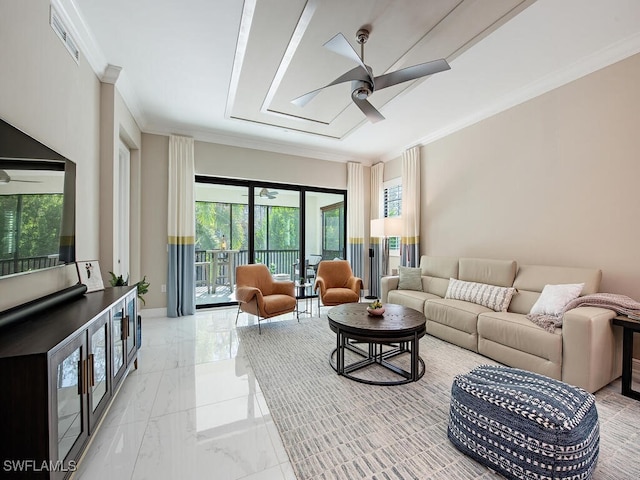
[0,193,64,275]
[383,180,402,252]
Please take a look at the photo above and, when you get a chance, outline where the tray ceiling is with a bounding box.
[63,0,640,163]
[229,0,532,138]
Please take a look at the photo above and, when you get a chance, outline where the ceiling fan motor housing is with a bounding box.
[352,81,372,100]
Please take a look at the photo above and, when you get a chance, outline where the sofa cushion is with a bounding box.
[426,298,492,335]
[388,290,439,312]
[397,266,422,291]
[420,255,459,278]
[459,258,517,288]
[510,265,602,314]
[445,278,516,312]
[477,311,562,365]
[420,256,459,297]
[529,283,584,316]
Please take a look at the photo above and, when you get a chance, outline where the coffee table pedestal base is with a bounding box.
[330,334,425,386]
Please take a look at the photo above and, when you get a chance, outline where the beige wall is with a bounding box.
[418,53,640,300]
[140,134,169,309]
[140,135,355,309]
[0,0,141,312]
[195,142,348,188]
[0,0,101,310]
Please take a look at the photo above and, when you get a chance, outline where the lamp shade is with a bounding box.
[370,217,402,237]
[384,217,403,237]
[370,218,385,237]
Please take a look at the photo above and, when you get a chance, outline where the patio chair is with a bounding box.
[293,254,323,282]
[235,263,296,333]
[314,260,363,308]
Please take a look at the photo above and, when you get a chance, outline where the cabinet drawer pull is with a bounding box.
[77,358,88,395]
[89,354,95,387]
[77,360,84,395]
[121,316,128,341]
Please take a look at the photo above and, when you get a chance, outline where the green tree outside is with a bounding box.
[0,194,63,260]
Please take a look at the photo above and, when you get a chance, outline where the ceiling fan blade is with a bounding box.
[11,179,42,183]
[352,97,385,123]
[291,66,370,107]
[374,58,450,90]
[323,33,372,82]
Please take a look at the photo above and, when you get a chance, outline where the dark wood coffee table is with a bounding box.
[327,303,426,385]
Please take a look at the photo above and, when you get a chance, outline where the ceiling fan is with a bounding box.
[292,28,451,123]
[257,188,278,199]
[0,170,42,184]
[243,188,279,199]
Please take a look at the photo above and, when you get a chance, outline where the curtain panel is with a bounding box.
[346,162,364,280]
[369,162,384,298]
[167,135,196,317]
[401,147,420,267]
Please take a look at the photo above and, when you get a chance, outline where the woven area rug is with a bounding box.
[237,317,640,479]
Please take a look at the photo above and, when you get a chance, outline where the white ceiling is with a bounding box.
[57,0,640,165]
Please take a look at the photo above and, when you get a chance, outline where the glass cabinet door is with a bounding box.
[87,312,110,431]
[125,291,137,362]
[111,301,125,385]
[50,336,88,467]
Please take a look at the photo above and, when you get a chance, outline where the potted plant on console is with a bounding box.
[109,272,150,345]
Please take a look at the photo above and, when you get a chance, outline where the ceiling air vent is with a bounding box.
[50,5,80,63]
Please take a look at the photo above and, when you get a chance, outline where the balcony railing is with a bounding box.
[195,249,300,283]
[0,255,60,276]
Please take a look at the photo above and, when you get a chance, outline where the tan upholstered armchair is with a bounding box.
[314,260,363,307]
[235,264,296,333]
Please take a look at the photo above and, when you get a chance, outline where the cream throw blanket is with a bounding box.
[526,292,640,333]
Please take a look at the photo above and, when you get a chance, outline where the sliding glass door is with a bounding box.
[195,177,346,308]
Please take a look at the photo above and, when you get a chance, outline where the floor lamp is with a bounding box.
[364,247,376,300]
[369,217,403,294]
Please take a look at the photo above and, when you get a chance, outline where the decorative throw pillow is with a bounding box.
[529,283,584,316]
[397,266,423,291]
[445,278,516,312]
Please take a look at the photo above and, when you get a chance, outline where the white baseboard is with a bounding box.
[139,307,167,318]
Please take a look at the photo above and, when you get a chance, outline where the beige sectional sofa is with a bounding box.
[381,256,622,393]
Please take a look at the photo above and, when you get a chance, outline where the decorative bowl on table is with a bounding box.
[366,299,385,316]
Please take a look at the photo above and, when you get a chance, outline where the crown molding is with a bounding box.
[143,123,376,165]
[101,64,121,84]
[52,0,147,129]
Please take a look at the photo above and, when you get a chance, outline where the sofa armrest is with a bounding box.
[380,276,399,303]
[562,306,622,392]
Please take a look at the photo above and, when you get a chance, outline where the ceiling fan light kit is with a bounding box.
[292,28,451,123]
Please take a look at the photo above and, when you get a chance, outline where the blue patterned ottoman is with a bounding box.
[448,365,599,480]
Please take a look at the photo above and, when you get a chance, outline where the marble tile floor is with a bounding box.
[72,305,640,480]
[73,306,301,480]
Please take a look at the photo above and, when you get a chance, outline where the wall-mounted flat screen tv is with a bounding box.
[0,119,76,278]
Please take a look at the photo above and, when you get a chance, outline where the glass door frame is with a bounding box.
[195,176,347,309]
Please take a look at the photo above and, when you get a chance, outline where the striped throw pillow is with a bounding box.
[445,278,515,312]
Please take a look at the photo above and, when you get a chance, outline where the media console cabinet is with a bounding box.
[0,286,139,479]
